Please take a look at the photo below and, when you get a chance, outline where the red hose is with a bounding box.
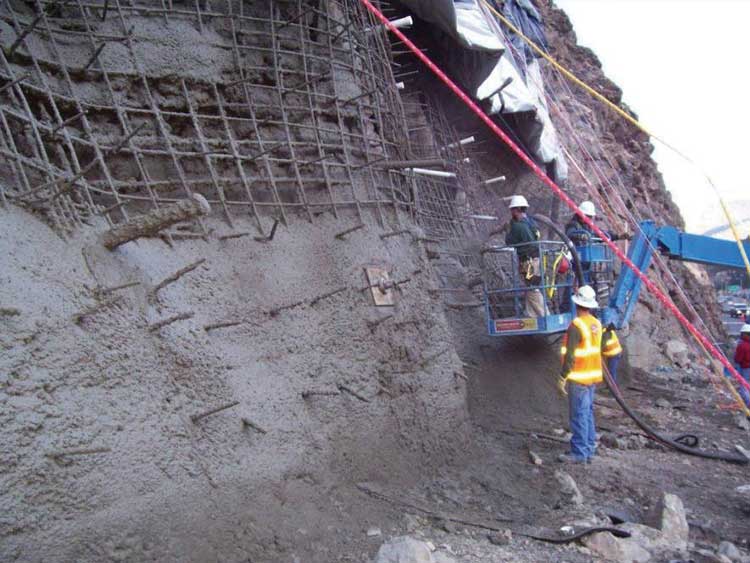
[359,0,750,392]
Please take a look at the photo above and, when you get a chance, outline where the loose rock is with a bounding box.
[655,398,672,409]
[432,552,457,563]
[665,340,690,366]
[554,470,584,507]
[649,493,689,551]
[734,413,750,431]
[374,536,433,563]
[736,484,750,514]
[718,541,742,562]
[529,450,543,465]
[487,529,512,546]
[584,527,651,563]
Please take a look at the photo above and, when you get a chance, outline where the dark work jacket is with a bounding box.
[506,216,540,260]
[565,215,616,245]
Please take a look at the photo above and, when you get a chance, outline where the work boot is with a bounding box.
[557,453,586,464]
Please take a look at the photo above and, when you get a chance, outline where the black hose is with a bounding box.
[519,526,631,544]
[603,367,749,465]
[530,214,585,286]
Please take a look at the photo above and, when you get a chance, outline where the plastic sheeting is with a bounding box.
[399,0,567,181]
[501,0,549,65]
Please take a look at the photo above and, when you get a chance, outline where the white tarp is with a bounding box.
[399,0,568,181]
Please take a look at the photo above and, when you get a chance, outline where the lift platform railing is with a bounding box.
[481,240,575,336]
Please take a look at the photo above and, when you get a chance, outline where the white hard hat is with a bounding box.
[741,324,750,334]
[572,285,598,309]
[508,195,529,209]
[579,200,596,217]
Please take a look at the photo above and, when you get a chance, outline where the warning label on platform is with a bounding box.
[494,318,538,332]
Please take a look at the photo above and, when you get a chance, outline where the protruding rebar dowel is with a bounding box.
[100,194,210,250]
[204,319,243,332]
[82,43,107,71]
[190,401,240,423]
[219,232,250,241]
[99,281,140,295]
[151,258,206,296]
[0,72,32,95]
[334,224,365,240]
[148,312,194,332]
[367,314,394,330]
[72,296,123,324]
[50,110,87,136]
[337,384,370,403]
[380,229,411,240]
[7,14,44,57]
[241,418,267,434]
[254,219,279,242]
[46,447,111,459]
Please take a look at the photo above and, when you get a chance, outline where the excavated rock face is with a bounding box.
[539,0,725,354]
[413,0,725,368]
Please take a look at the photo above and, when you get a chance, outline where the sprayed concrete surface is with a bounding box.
[0,205,470,562]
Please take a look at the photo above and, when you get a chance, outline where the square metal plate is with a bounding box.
[364,266,395,307]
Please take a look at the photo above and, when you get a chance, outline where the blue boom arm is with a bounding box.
[607,220,750,329]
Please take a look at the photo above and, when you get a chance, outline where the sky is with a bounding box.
[554,0,750,234]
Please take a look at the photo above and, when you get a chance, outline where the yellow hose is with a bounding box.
[480,0,750,413]
[480,0,750,283]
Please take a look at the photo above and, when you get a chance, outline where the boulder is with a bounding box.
[665,340,690,367]
[487,529,512,546]
[736,484,750,514]
[432,553,457,563]
[374,537,433,563]
[718,541,742,562]
[734,413,750,431]
[585,493,690,562]
[655,398,672,409]
[584,526,652,563]
[648,493,689,551]
[554,470,584,507]
[692,548,734,563]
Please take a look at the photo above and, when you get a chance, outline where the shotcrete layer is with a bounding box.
[0,205,469,562]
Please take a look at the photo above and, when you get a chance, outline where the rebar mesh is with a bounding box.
[0,0,413,235]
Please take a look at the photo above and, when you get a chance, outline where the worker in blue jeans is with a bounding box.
[557,285,603,464]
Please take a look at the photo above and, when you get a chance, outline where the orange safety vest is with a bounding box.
[602,329,622,358]
[560,313,603,385]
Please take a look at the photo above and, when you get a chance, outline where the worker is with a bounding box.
[558,285,602,464]
[565,200,628,245]
[505,195,546,317]
[734,324,750,408]
[601,323,623,384]
[565,200,598,245]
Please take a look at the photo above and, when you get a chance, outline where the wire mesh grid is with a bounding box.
[0,0,412,235]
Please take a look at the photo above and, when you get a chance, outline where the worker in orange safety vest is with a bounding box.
[558,285,602,464]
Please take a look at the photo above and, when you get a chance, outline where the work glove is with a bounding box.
[557,376,568,397]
